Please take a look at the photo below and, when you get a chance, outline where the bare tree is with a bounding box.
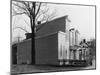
[12,0,56,64]
[12,0,56,32]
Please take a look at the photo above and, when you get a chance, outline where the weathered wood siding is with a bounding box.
[35,32,59,65]
[36,16,67,37]
[17,39,32,64]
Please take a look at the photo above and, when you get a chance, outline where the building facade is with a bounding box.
[12,15,89,66]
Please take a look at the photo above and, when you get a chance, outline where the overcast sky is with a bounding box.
[12,2,95,42]
[48,3,95,40]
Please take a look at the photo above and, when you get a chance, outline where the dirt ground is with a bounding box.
[11,59,96,74]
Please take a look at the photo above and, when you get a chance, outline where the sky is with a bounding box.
[48,3,95,40]
[12,2,95,42]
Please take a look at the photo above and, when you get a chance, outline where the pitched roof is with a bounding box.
[36,15,68,32]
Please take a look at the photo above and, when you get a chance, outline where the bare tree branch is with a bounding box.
[12,1,57,32]
[35,3,41,17]
[13,2,26,11]
[13,12,27,16]
[35,7,49,22]
[46,10,57,22]
[39,9,57,22]
[13,26,29,33]
[23,19,30,27]
[12,1,30,17]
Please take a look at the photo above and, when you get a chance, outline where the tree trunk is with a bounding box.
[31,27,35,64]
[31,2,36,65]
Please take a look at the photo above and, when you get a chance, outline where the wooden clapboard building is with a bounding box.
[12,15,89,66]
[15,15,70,65]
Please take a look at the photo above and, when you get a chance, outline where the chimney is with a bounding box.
[37,21,41,25]
[25,33,32,39]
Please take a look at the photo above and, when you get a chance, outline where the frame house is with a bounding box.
[16,15,71,65]
[12,15,89,66]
